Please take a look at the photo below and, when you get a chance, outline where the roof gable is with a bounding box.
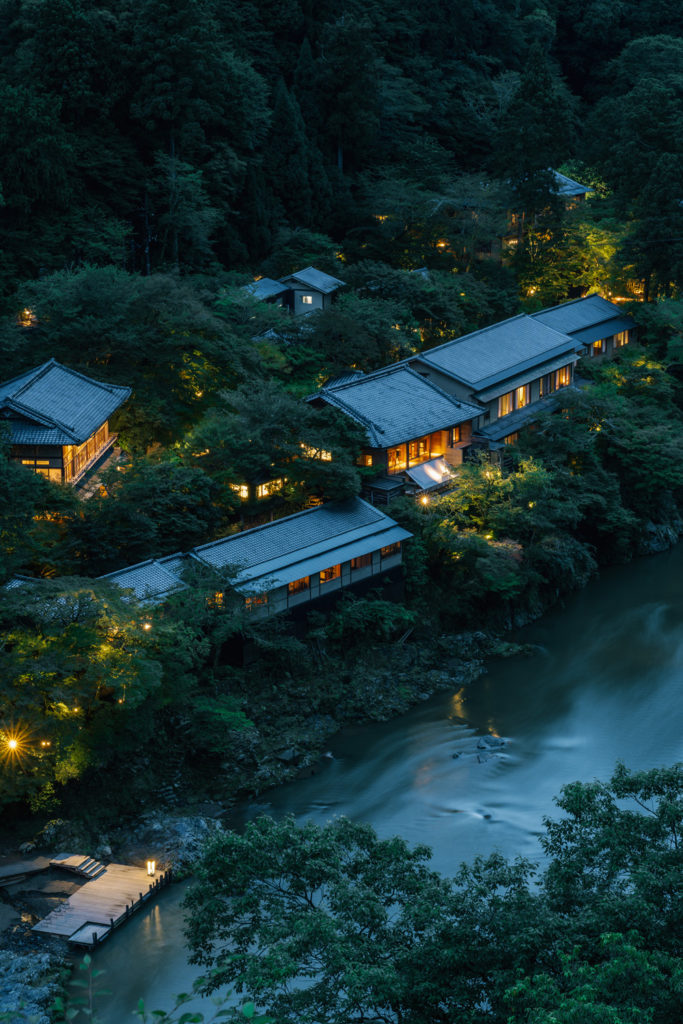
[0,360,131,444]
[311,365,482,446]
[552,170,591,198]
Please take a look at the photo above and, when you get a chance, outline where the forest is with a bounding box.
[1,0,683,824]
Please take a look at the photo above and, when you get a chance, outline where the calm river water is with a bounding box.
[93,544,683,1021]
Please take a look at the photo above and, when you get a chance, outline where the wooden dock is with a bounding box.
[32,853,172,948]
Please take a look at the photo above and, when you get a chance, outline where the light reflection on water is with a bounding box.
[93,544,683,1022]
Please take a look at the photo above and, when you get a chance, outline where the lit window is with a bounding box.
[614,331,629,348]
[555,365,571,389]
[245,594,268,611]
[229,483,249,500]
[301,295,314,305]
[503,432,519,445]
[288,576,310,594]
[319,564,341,583]
[592,338,605,356]
[358,453,373,467]
[257,478,284,499]
[387,446,407,473]
[207,591,224,609]
[380,542,401,558]
[351,553,372,570]
[450,426,461,445]
[300,444,332,461]
[498,392,514,417]
[515,385,530,409]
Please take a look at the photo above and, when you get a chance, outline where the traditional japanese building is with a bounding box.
[308,365,483,501]
[531,294,637,360]
[0,359,130,485]
[278,266,345,316]
[191,497,411,617]
[409,315,583,449]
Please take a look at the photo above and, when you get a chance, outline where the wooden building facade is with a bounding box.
[0,360,131,486]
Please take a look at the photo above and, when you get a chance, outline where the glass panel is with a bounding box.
[319,565,341,583]
[498,392,514,417]
[515,385,529,409]
[288,576,310,594]
[380,542,401,558]
[351,553,372,570]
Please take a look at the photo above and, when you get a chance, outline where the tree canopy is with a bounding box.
[184,764,683,1024]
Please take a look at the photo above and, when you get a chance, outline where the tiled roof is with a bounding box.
[311,365,483,447]
[192,497,411,591]
[100,554,188,602]
[0,360,131,445]
[283,266,345,293]
[532,294,636,342]
[242,278,289,300]
[552,170,591,198]
[414,315,580,392]
[475,391,569,441]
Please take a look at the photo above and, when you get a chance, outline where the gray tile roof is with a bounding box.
[0,360,131,446]
[192,497,411,591]
[552,170,591,198]
[242,278,289,300]
[310,365,483,447]
[100,554,188,602]
[532,295,636,346]
[413,315,581,393]
[282,266,345,294]
[475,391,569,441]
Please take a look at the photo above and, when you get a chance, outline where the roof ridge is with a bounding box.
[193,497,383,557]
[1,396,79,440]
[531,292,613,316]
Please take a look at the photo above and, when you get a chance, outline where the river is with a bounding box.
[92,544,683,1021]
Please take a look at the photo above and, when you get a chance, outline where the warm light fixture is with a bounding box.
[142,621,152,631]
[7,738,18,751]
[420,495,429,505]
[147,860,156,876]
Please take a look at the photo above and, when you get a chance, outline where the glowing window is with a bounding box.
[288,576,310,594]
[257,478,284,499]
[498,392,514,417]
[319,564,341,583]
[380,542,401,558]
[515,384,530,409]
[301,295,314,305]
[592,338,606,356]
[614,331,629,348]
[351,553,372,570]
[245,594,268,611]
[555,365,571,389]
[229,483,249,500]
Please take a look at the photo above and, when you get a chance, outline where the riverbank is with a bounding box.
[2,516,681,1022]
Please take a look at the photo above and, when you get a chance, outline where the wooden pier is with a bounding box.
[32,853,172,948]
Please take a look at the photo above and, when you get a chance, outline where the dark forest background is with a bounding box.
[0,0,681,299]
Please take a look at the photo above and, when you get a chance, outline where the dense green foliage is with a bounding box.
[184,764,683,1024]
[1,0,683,820]
[0,0,681,300]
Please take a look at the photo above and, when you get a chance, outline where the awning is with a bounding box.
[403,457,454,492]
[571,317,635,347]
